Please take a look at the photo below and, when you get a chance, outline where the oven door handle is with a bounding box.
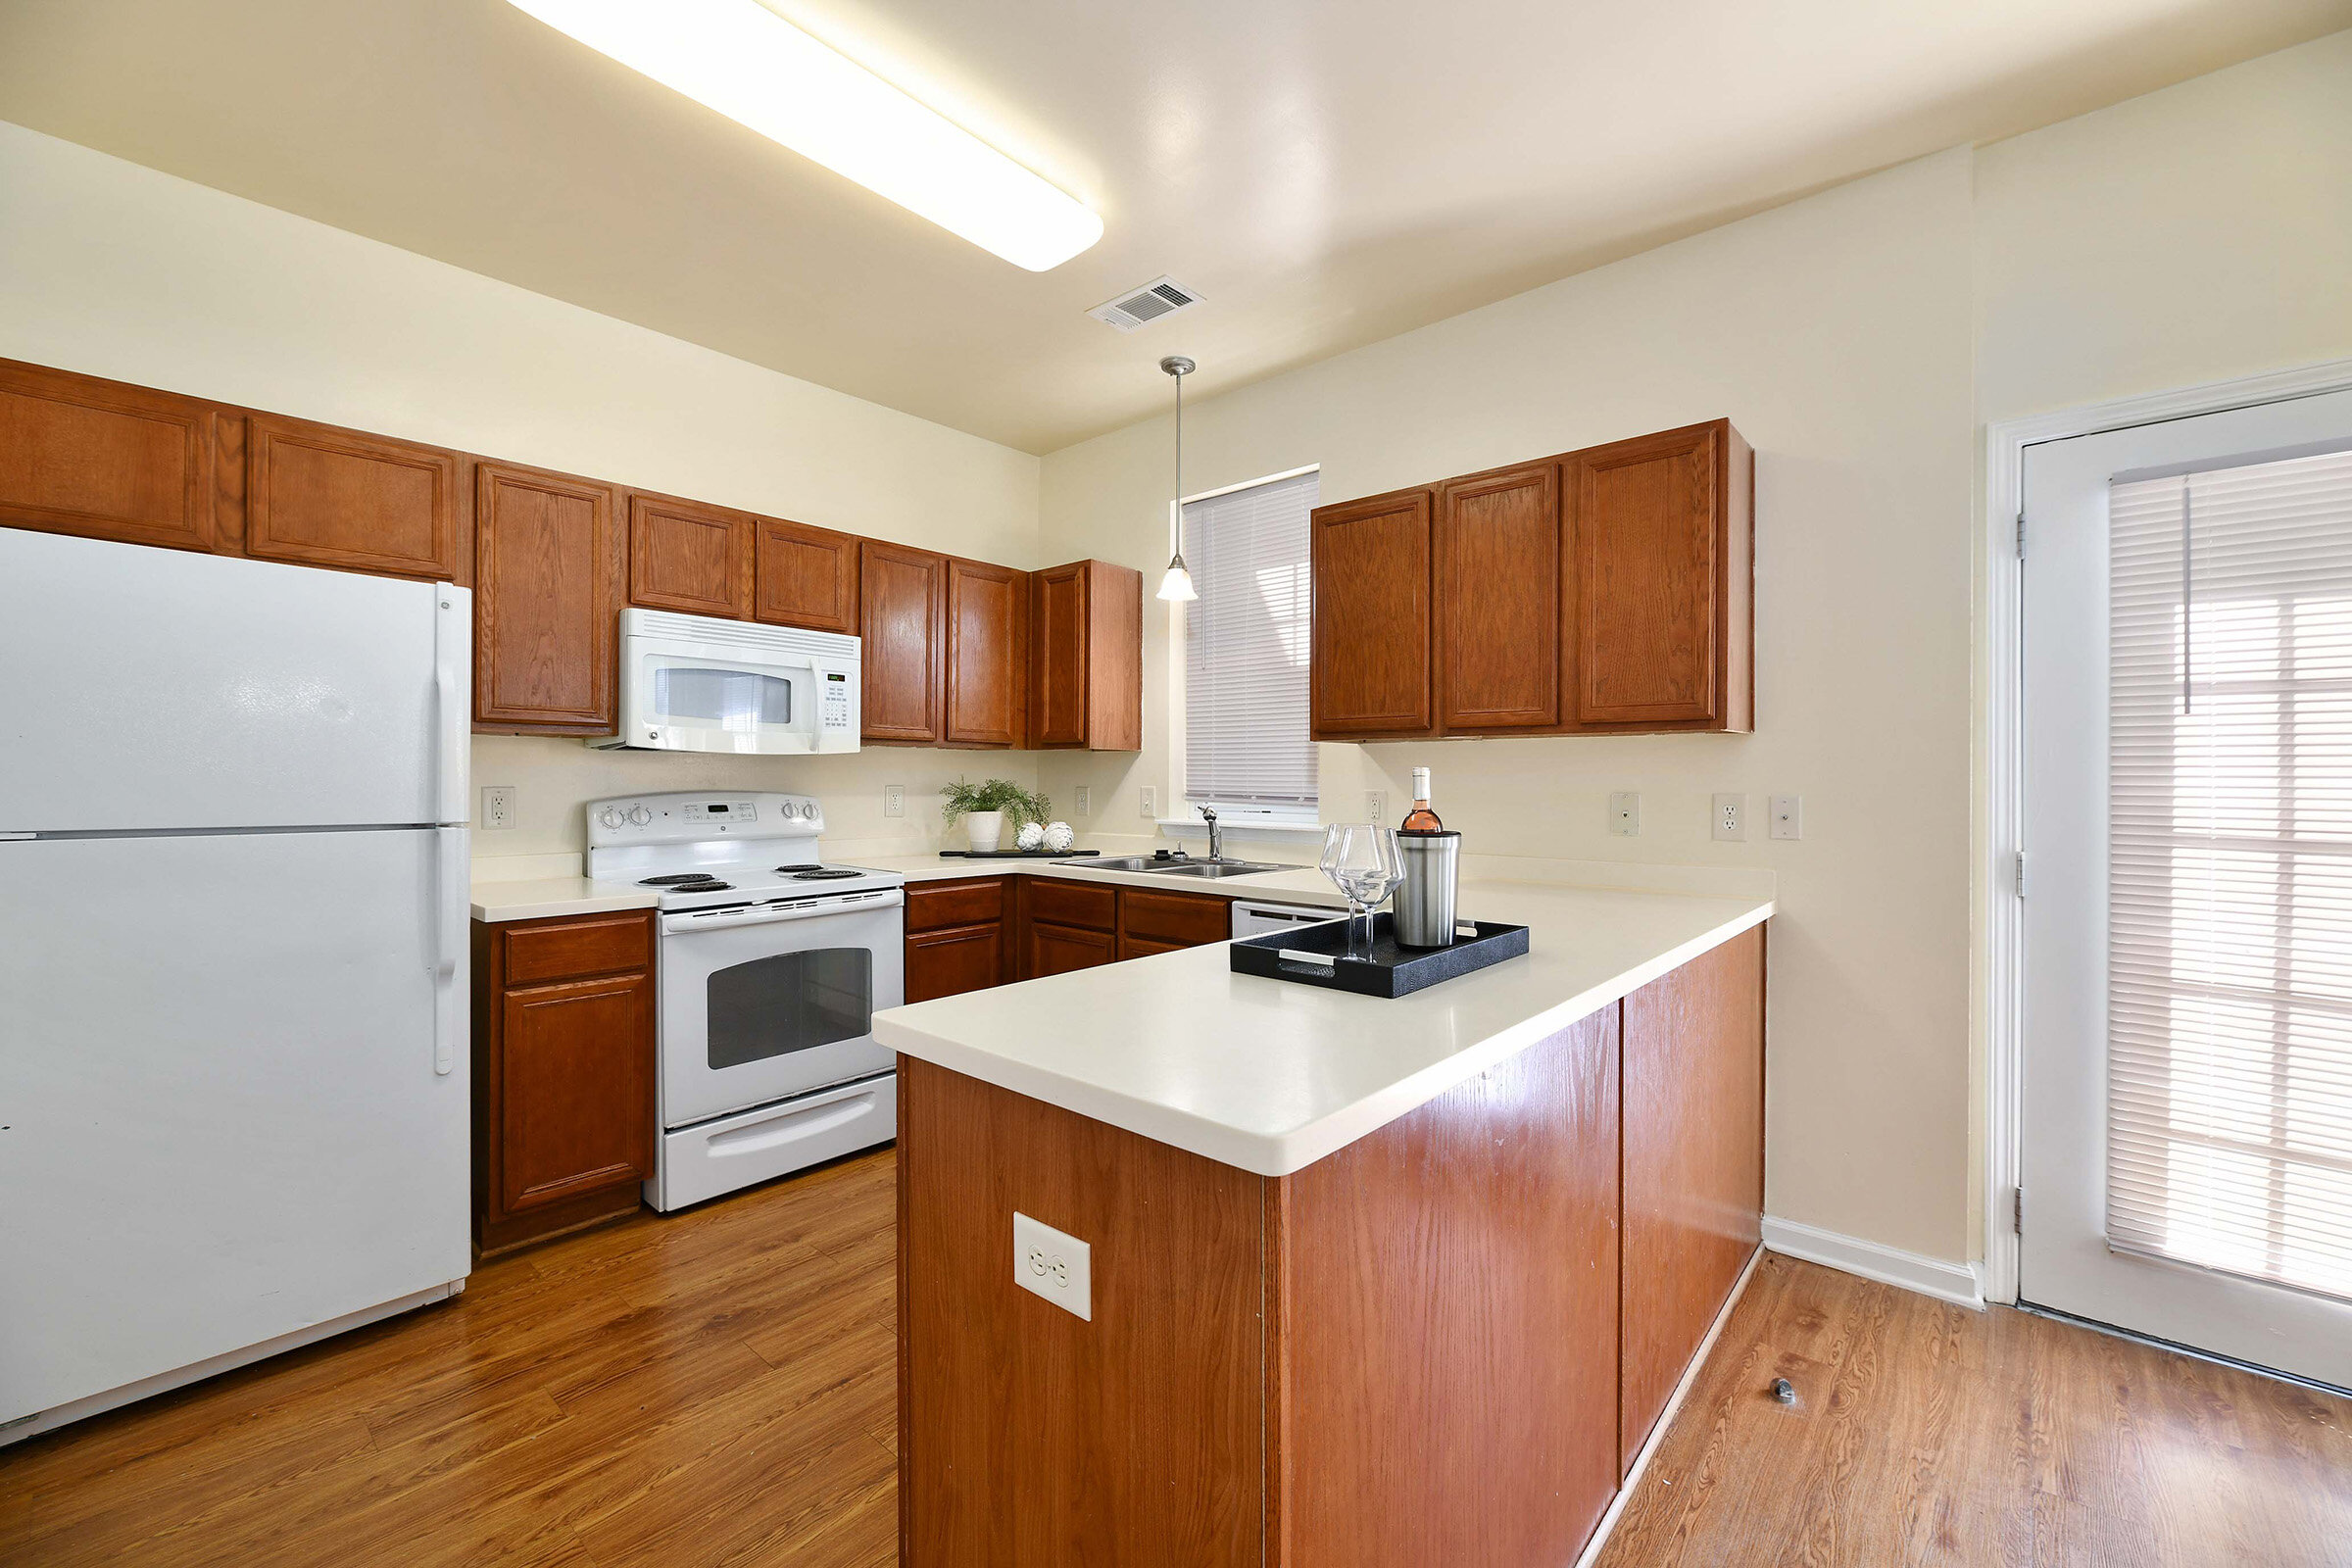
[662,888,904,935]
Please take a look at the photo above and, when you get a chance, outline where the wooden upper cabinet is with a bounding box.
[1028,560,1142,751]
[1310,489,1434,738]
[627,493,751,618]
[0,359,218,552]
[244,413,463,581]
[945,558,1026,748]
[1565,420,1752,731]
[1436,463,1560,732]
[754,516,859,634]
[860,540,946,743]
[473,462,623,733]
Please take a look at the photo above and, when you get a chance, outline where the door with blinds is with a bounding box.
[2021,386,2352,1388]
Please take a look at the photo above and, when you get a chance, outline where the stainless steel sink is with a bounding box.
[1142,859,1301,878]
[1054,855,1156,870]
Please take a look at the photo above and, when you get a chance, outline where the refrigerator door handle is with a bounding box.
[432,586,471,827]
[433,826,467,1076]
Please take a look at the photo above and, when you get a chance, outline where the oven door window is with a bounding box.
[652,665,793,734]
[706,948,872,1070]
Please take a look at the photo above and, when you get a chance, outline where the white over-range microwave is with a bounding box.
[590,608,861,755]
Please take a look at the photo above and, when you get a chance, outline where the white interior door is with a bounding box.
[2020,386,2352,1388]
[0,829,469,1423]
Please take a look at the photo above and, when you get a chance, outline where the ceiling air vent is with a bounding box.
[1088,275,1202,333]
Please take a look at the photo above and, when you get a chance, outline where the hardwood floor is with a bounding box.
[7,1158,2350,1567]
[1596,1251,2352,1568]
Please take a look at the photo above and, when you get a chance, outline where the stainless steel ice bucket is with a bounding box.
[1392,830,1461,948]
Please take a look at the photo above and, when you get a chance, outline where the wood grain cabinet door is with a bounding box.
[859,540,946,743]
[0,360,218,552]
[1028,562,1089,748]
[474,463,622,732]
[628,493,751,618]
[753,516,859,633]
[945,558,1025,747]
[1565,422,1732,727]
[1310,489,1434,738]
[1023,920,1116,979]
[498,970,655,1213]
[1436,463,1560,731]
[245,414,462,580]
[906,922,1007,1003]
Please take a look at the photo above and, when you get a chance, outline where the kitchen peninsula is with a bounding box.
[875,868,1771,1568]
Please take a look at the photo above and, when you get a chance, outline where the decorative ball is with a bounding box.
[1043,820,1076,854]
[1016,821,1046,852]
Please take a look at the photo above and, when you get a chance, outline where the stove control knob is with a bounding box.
[598,807,624,830]
[627,805,653,827]
[786,802,807,819]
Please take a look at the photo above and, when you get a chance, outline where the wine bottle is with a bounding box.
[1400,767,1444,832]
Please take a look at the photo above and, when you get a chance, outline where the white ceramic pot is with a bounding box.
[963,810,1005,853]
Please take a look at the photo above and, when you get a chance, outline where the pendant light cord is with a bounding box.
[1172,363,1185,560]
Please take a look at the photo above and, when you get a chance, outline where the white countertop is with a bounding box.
[468,876,662,923]
[872,875,1774,1177]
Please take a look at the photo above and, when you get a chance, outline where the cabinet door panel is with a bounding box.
[1024,920,1115,979]
[629,493,751,618]
[1620,925,1764,1473]
[1119,888,1230,948]
[499,971,654,1211]
[860,540,946,743]
[1437,464,1558,731]
[474,464,622,731]
[245,414,461,580]
[1568,425,1721,726]
[754,516,859,633]
[906,877,1008,934]
[1029,563,1089,748]
[906,922,1006,1003]
[1311,490,1433,737]
[0,361,216,552]
[1026,877,1117,933]
[946,559,1025,747]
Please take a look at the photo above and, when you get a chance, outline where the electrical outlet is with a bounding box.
[479,785,514,830]
[1012,1211,1092,1321]
[1608,792,1640,836]
[1770,795,1802,841]
[1076,785,1092,817]
[1712,793,1746,842]
[1140,785,1156,818]
[883,784,906,819]
[1366,790,1387,823]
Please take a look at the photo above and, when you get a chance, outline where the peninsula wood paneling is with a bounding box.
[753,515,860,633]
[244,413,463,582]
[1619,922,1765,1473]
[1436,462,1560,732]
[472,462,622,733]
[627,492,751,618]
[1269,1005,1622,1568]
[0,359,218,552]
[899,1056,1265,1568]
[860,540,946,744]
[1309,488,1433,738]
[944,558,1026,748]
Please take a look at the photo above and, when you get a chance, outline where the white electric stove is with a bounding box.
[587,791,904,1210]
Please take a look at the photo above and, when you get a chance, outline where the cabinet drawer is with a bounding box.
[1027,877,1117,933]
[906,878,1006,933]
[503,911,654,986]
[1119,888,1231,948]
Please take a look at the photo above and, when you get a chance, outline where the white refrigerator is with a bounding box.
[0,529,472,1445]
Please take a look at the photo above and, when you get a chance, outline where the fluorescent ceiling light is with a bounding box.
[508,0,1103,271]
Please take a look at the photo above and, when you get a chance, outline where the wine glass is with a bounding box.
[1319,823,1402,961]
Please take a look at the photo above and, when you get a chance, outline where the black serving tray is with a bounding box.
[938,848,1101,859]
[1229,910,1530,998]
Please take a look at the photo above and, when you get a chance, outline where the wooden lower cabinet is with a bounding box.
[907,923,1008,1003]
[907,877,1235,990]
[470,910,656,1256]
[1025,919,1116,978]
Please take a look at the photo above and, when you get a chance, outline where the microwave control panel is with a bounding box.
[820,670,854,730]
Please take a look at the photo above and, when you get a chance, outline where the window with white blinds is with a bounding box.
[1182,469,1319,809]
[2107,445,2352,1300]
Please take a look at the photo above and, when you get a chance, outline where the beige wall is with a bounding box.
[0,119,1046,861]
[1040,151,1983,1261]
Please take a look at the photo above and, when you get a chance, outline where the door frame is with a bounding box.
[1980,354,2352,1305]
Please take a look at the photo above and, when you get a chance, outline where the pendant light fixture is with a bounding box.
[1156,355,1199,603]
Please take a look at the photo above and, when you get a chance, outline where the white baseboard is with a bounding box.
[1761,1215,1985,1310]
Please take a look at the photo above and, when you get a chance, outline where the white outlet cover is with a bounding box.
[480,784,514,829]
[1770,794,1802,840]
[1366,790,1387,822]
[1712,793,1745,842]
[1076,785,1092,816]
[1012,1210,1092,1321]
[883,784,906,819]
[1608,791,1640,836]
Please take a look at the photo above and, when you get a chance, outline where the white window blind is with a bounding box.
[2107,445,2352,1301]
[1182,470,1319,807]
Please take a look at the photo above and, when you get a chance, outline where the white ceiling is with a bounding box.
[2,0,2345,453]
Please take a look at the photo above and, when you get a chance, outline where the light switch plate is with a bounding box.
[883,784,906,819]
[1076,785,1092,817]
[1140,785,1156,818]
[1012,1211,1092,1321]
[479,785,514,830]
[1770,794,1802,840]
[1608,792,1640,836]
[1712,793,1745,842]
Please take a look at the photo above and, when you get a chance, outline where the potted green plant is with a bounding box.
[940,778,1052,854]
